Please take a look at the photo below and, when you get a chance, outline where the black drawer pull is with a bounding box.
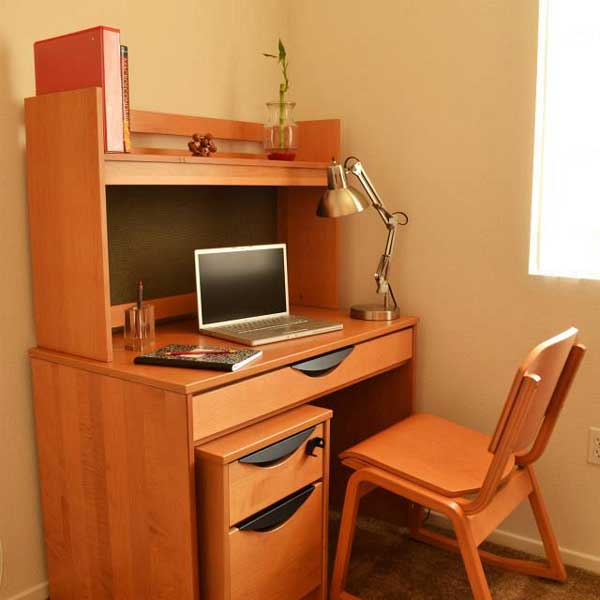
[239,426,316,466]
[237,485,315,532]
[292,346,354,377]
[306,437,325,457]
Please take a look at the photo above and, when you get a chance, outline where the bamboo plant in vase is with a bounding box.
[263,39,298,160]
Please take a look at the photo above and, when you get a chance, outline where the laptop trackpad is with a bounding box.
[262,324,309,335]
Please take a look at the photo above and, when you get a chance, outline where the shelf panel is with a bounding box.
[104,153,328,186]
[130,109,264,141]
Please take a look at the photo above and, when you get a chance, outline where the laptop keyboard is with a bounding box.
[221,315,309,334]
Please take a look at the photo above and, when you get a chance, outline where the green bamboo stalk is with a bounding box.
[264,39,289,150]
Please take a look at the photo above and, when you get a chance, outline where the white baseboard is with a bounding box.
[428,513,600,575]
[4,581,48,600]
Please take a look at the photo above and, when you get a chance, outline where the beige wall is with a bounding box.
[288,0,600,568]
[0,2,288,598]
[1,1,599,598]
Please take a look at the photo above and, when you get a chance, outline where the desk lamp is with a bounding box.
[317,157,408,321]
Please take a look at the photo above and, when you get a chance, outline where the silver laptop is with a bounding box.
[194,244,343,346]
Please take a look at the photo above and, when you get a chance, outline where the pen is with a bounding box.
[137,279,143,311]
[165,349,237,356]
[136,280,143,338]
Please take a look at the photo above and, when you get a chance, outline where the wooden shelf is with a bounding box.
[104,153,329,186]
[24,87,341,361]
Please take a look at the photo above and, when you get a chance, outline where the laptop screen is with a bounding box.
[195,245,289,326]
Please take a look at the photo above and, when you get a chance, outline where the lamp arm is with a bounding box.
[346,158,395,226]
[373,221,398,304]
[346,158,400,304]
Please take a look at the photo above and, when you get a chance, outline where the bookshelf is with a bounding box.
[104,153,329,186]
[25,86,341,362]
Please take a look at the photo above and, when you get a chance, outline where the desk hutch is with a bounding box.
[26,87,418,600]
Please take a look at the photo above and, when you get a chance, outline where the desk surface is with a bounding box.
[30,307,417,395]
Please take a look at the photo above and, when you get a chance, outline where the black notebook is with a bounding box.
[134,344,262,372]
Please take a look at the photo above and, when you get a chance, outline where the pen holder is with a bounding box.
[124,303,155,352]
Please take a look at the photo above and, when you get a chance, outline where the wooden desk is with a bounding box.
[30,308,417,599]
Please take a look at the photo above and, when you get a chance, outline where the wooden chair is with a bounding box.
[330,328,585,600]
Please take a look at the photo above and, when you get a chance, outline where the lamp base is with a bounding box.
[350,303,400,321]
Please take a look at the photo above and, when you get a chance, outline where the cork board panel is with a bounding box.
[107,186,277,305]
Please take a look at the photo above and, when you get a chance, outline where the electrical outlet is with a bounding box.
[588,427,600,465]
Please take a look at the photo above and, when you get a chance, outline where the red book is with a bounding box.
[34,26,124,152]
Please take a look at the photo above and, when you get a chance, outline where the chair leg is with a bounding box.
[527,466,567,582]
[330,472,367,600]
[452,515,493,600]
[410,467,567,586]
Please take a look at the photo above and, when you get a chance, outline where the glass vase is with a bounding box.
[264,101,298,160]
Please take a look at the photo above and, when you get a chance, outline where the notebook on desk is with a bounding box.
[194,244,343,346]
[134,344,262,372]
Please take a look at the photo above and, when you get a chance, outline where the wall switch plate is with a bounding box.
[588,427,600,465]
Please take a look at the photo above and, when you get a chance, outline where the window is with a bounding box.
[529,0,600,280]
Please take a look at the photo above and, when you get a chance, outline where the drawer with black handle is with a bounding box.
[229,483,323,600]
[192,328,413,442]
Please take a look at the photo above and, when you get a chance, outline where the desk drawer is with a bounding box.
[192,328,412,441]
[229,423,324,525]
[229,482,323,600]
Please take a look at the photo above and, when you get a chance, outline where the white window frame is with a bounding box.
[529,0,600,281]
[529,0,550,277]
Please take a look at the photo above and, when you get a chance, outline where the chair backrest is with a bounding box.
[490,327,580,456]
[467,328,585,514]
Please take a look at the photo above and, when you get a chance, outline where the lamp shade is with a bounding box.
[317,161,370,218]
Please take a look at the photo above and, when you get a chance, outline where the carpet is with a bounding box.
[331,516,600,599]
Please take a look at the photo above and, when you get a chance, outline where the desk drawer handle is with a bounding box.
[237,485,315,532]
[239,426,316,466]
[292,346,354,377]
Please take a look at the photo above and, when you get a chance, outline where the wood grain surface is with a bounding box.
[25,87,113,360]
[32,358,199,600]
[30,307,417,395]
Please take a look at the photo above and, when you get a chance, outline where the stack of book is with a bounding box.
[34,26,132,152]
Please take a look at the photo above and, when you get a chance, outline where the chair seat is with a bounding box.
[340,413,515,497]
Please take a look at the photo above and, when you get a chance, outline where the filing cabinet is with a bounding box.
[195,405,332,600]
